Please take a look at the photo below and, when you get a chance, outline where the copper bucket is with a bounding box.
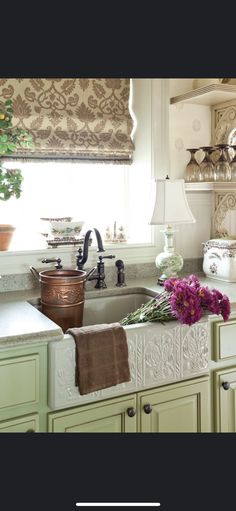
[31,268,87,333]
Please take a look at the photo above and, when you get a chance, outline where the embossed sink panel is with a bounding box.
[48,286,210,410]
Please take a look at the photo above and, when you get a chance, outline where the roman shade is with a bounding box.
[0,78,135,163]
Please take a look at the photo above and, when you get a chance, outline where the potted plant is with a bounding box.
[0,99,34,250]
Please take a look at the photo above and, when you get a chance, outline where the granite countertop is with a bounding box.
[0,274,236,347]
[0,297,63,347]
[2,275,236,303]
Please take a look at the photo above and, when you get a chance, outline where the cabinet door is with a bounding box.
[214,367,236,432]
[139,377,210,432]
[48,395,137,432]
[212,319,236,361]
[0,345,48,426]
[0,353,39,411]
[0,414,39,432]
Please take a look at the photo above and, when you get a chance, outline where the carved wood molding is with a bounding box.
[213,102,236,145]
[212,191,236,237]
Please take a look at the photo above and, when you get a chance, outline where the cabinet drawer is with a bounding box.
[0,413,39,432]
[212,319,236,361]
[0,354,39,410]
[48,395,137,433]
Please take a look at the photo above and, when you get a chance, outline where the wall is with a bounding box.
[169,79,213,259]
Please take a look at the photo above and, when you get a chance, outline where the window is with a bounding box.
[1,79,153,252]
[2,158,152,251]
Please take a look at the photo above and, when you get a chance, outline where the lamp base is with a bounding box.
[156,251,183,285]
[155,226,183,285]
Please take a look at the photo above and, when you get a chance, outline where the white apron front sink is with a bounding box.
[48,287,209,410]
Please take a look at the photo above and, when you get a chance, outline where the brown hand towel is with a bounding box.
[66,323,131,395]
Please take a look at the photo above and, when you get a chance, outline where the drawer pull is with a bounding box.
[143,403,153,414]
[127,407,136,417]
[25,429,36,433]
[222,381,231,391]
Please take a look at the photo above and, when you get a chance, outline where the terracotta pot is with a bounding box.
[0,224,15,251]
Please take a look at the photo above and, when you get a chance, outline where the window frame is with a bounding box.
[0,79,169,275]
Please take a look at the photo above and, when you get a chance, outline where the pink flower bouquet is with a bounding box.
[120,274,231,327]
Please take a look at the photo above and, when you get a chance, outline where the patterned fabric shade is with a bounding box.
[0,78,135,162]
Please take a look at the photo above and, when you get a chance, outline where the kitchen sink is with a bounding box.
[28,288,155,326]
[83,290,154,325]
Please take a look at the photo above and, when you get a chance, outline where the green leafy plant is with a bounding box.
[0,99,34,201]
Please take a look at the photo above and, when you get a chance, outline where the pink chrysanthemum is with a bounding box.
[164,278,178,292]
[120,274,231,327]
[184,274,201,289]
[219,295,231,321]
[198,286,214,308]
[170,283,203,326]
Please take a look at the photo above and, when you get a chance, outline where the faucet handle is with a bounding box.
[41,258,63,269]
[98,255,115,261]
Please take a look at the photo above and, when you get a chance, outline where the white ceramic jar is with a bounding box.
[203,238,236,282]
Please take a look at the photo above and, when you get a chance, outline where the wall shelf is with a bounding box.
[185,182,236,192]
[170,84,236,106]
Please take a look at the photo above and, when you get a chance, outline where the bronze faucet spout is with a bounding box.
[76,227,105,270]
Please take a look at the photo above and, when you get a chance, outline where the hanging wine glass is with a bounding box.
[199,146,215,182]
[185,148,201,182]
[214,144,231,181]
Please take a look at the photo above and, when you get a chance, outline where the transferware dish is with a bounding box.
[49,220,84,237]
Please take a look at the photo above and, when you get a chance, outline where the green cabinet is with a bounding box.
[0,344,48,432]
[48,376,210,433]
[214,366,236,432]
[211,317,236,432]
[48,394,137,432]
[138,376,210,432]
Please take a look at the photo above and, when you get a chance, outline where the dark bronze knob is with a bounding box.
[127,407,136,417]
[143,403,153,414]
[222,381,231,390]
[25,429,35,433]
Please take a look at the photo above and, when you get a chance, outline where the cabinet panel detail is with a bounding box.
[144,395,198,432]
[214,367,236,432]
[213,320,236,361]
[0,414,39,432]
[0,354,39,410]
[48,395,137,433]
[139,377,210,433]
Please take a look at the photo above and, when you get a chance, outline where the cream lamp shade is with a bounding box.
[149,178,196,285]
[150,178,196,225]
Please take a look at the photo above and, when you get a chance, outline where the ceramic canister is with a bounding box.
[203,238,236,282]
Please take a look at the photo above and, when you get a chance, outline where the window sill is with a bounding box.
[0,242,158,275]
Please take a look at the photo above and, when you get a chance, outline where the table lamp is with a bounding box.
[150,177,196,285]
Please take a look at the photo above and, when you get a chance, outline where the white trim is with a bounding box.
[0,241,159,275]
[151,79,170,180]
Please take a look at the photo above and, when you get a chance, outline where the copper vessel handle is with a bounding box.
[30,266,40,281]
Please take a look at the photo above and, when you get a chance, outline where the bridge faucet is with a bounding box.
[87,254,116,289]
[76,228,105,270]
[76,228,115,288]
